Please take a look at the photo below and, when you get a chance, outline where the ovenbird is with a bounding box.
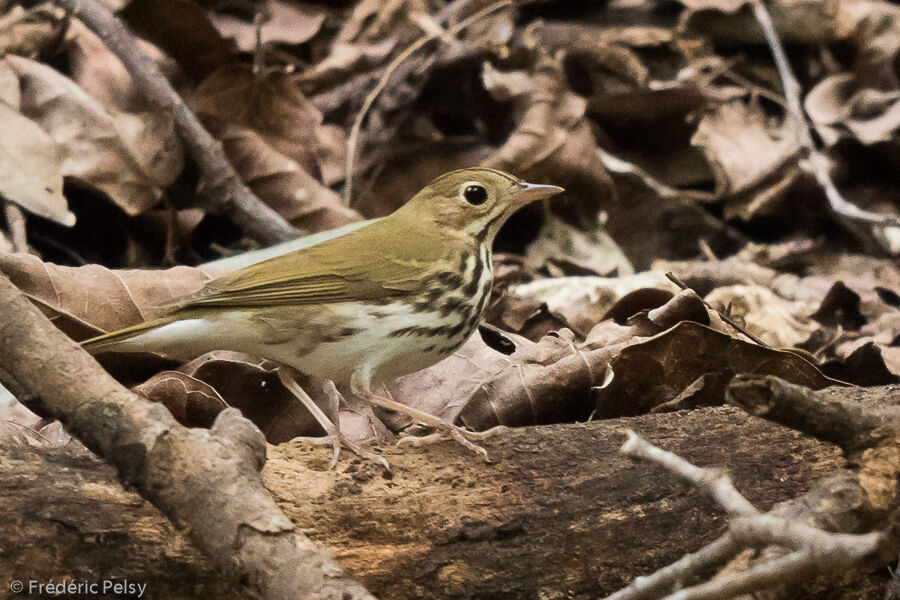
[83,168,563,463]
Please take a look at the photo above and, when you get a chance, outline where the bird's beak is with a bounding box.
[516,181,565,206]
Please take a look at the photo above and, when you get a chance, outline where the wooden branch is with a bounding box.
[3,405,890,599]
[726,375,899,453]
[608,431,890,600]
[56,0,298,245]
[0,273,373,600]
[3,202,28,253]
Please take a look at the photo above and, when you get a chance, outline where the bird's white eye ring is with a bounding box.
[460,182,488,205]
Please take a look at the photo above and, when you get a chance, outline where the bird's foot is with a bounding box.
[397,424,507,461]
[366,392,506,461]
[278,368,390,471]
[289,431,390,471]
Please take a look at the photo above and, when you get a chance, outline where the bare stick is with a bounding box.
[344,0,513,205]
[4,202,28,253]
[621,429,758,517]
[605,534,742,600]
[751,1,900,232]
[56,0,298,245]
[608,430,890,600]
[0,273,374,600]
[726,375,897,453]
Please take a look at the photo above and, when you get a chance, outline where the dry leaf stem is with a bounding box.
[55,0,298,245]
[3,202,28,253]
[751,1,900,244]
[0,273,374,600]
[344,0,514,205]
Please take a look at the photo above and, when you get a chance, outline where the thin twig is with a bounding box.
[252,4,266,76]
[4,202,29,253]
[751,1,900,233]
[605,534,742,600]
[55,0,298,245]
[608,430,889,600]
[344,0,514,205]
[621,429,758,517]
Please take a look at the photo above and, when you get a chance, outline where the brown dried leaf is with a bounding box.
[524,211,633,277]
[481,54,615,222]
[600,152,744,269]
[0,6,57,58]
[594,321,840,417]
[691,99,801,205]
[513,271,680,334]
[218,125,360,232]
[806,73,900,146]
[119,0,238,81]
[821,341,899,386]
[132,370,227,428]
[483,289,574,341]
[390,327,604,430]
[4,55,184,216]
[209,0,326,52]
[65,21,135,112]
[193,64,325,177]
[678,0,840,45]
[0,100,72,226]
[705,284,819,348]
[0,251,212,338]
[177,352,322,443]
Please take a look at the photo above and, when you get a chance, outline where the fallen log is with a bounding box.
[2,405,889,598]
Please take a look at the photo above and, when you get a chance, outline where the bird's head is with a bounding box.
[401,168,564,244]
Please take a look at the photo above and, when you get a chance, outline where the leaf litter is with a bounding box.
[0,0,898,455]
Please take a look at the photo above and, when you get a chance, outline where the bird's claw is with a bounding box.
[289,433,391,472]
[397,423,508,462]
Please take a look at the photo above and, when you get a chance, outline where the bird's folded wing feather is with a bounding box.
[177,223,442,309]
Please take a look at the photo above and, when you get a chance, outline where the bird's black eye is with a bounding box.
[463,184,488,205]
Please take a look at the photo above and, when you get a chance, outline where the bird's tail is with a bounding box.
[81,315,177,354]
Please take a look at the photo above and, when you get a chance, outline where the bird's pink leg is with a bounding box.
[278,368,390,471]
[347,375,504,460]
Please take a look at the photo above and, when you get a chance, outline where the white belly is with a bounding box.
[125,301,479,386]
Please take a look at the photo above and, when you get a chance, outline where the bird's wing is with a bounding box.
[179,220,443,309]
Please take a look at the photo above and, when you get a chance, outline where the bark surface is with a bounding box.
[1,406,890,599]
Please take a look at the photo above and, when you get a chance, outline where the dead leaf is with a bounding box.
[132,369,227,428]
[0,251,212,338]
[65,21,135,112]
[678,0,840,45]
[524,211,633,277]
[391,327,604,430]
[481,54,615,223]
[820,342,899,386]
[705,284,819,347]
[594,321,840,417]
[4,55,184,216]
[806,73,900,146]
[193,64,326,178]
[600,151,745,269]
[119,0,238,81]
[0,100,73,226]
[0,5,57,59]
[217,124,360,232]
[209,0,326,52]
[691,99,802,216]
[513,271,680,334]
[177,352,323,442]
